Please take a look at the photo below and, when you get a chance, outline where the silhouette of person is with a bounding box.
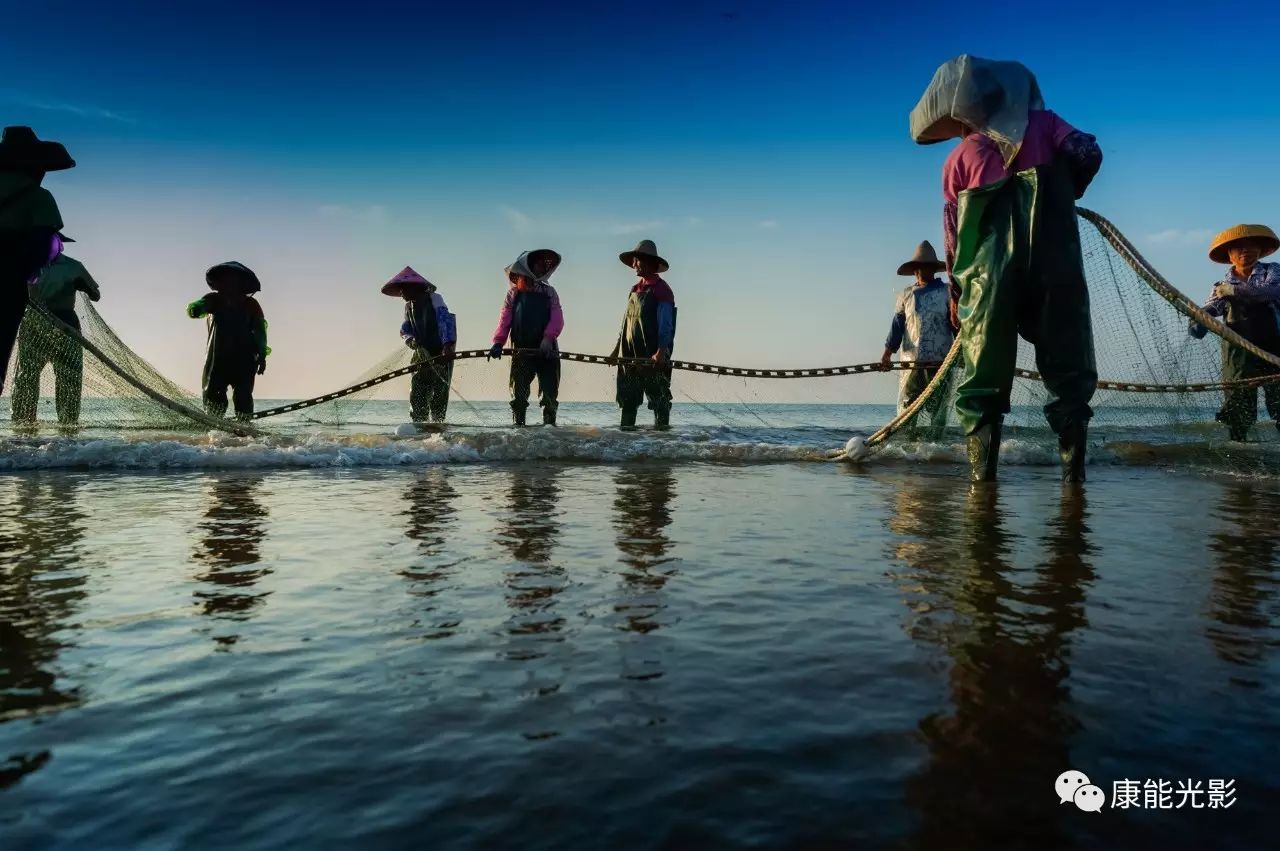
[192,475,270,647]
[1205,482,1280,674]
[497,467,565,656]
[892,480,1094,848]
[399,469,462,640]
[0,474,89,787]
[612,465,678,635]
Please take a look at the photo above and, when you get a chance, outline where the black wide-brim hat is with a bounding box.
[206,261,262,294]
[0,126,76,172]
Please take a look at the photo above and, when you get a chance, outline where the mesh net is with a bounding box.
[3,209,1279,472]
[1,297,252,435]
[867,209,1280,472]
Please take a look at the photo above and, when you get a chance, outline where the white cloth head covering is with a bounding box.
[909,55,1044,167]
[505,249,562,283]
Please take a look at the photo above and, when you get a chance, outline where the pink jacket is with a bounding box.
[490,281,564,346]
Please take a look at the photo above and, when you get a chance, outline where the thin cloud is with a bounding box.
[1147,228,1213,246]
[685,216,704,227]
[4,94,135,124]
[758,220,780,229]
[608,220,665,236]
[501,205,534,233]
[317,203,389,223]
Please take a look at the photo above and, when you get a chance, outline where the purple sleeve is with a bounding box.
[943,201,958,271]
[543,287,564,340]
[1058,130,1103,199]
[437,308,456,344]
[491,289,514,346]
[1045,110,1079,148]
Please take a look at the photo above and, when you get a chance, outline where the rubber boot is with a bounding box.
[1058,421,1087,484]
[620,407,638,431]
[543,405,557,427]
[966,418,1002,483]
[512,404,527,427]
[653,406,670,431]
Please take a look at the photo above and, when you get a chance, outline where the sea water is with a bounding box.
[1,404,1278,849]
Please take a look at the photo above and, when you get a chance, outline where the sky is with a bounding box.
[3,0,1278,402]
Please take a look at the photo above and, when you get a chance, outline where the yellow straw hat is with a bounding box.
[1208,224,1280,264]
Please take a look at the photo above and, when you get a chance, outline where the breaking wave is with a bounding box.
[3,423,1278,472]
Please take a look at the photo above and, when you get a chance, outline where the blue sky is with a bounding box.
[3,0,1277,400]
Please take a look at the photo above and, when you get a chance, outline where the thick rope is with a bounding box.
[859,209,1280,451]
[1078,208,1280,370]
[250,352,934,419]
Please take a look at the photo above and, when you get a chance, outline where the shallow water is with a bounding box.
[1,460,1278,850]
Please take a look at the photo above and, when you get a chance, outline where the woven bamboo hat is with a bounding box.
[1209,224,1279,264]
[381,265,435,296]
[896,240,946,276]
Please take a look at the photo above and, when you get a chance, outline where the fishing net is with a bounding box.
[3,209,1278,471]
[865,209,1280,471]
[1,297,256,435]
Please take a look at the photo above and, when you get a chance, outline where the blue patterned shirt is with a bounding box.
[1190,261,1280,338]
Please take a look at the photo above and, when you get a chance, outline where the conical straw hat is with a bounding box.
[896,240,946,276]
[381,265,435,296]
[1208,225,1280,264]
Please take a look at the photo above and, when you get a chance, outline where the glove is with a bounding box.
[1214,283,1235,298]
[403,336,417,349]
[256,357,267,376]
[488,343,503,361]
[539,338,556,359]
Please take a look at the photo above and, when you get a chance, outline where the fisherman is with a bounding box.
[382,266,457,424]
[879,240,954,431]
[612,239,676,430]
[186,261,269,420]
[910,55,1103,482]
[0,126,75,393]
[11,252,101,427]
[488,249,563,426]
[1189,225,1280,441]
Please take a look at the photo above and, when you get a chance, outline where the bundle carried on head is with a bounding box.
[910,54,1044,167]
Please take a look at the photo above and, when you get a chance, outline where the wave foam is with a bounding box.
[0,427,836,470]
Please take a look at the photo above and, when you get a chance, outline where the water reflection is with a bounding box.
[889,479,1095,848]
[1206,482,1280,675]
[612,465,678,636]
[497,468,565,659]
[0,475,90,787]
[192,475,270,647]
[399,469,462,640]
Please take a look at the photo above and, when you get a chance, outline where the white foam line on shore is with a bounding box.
[0,429,833,470]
